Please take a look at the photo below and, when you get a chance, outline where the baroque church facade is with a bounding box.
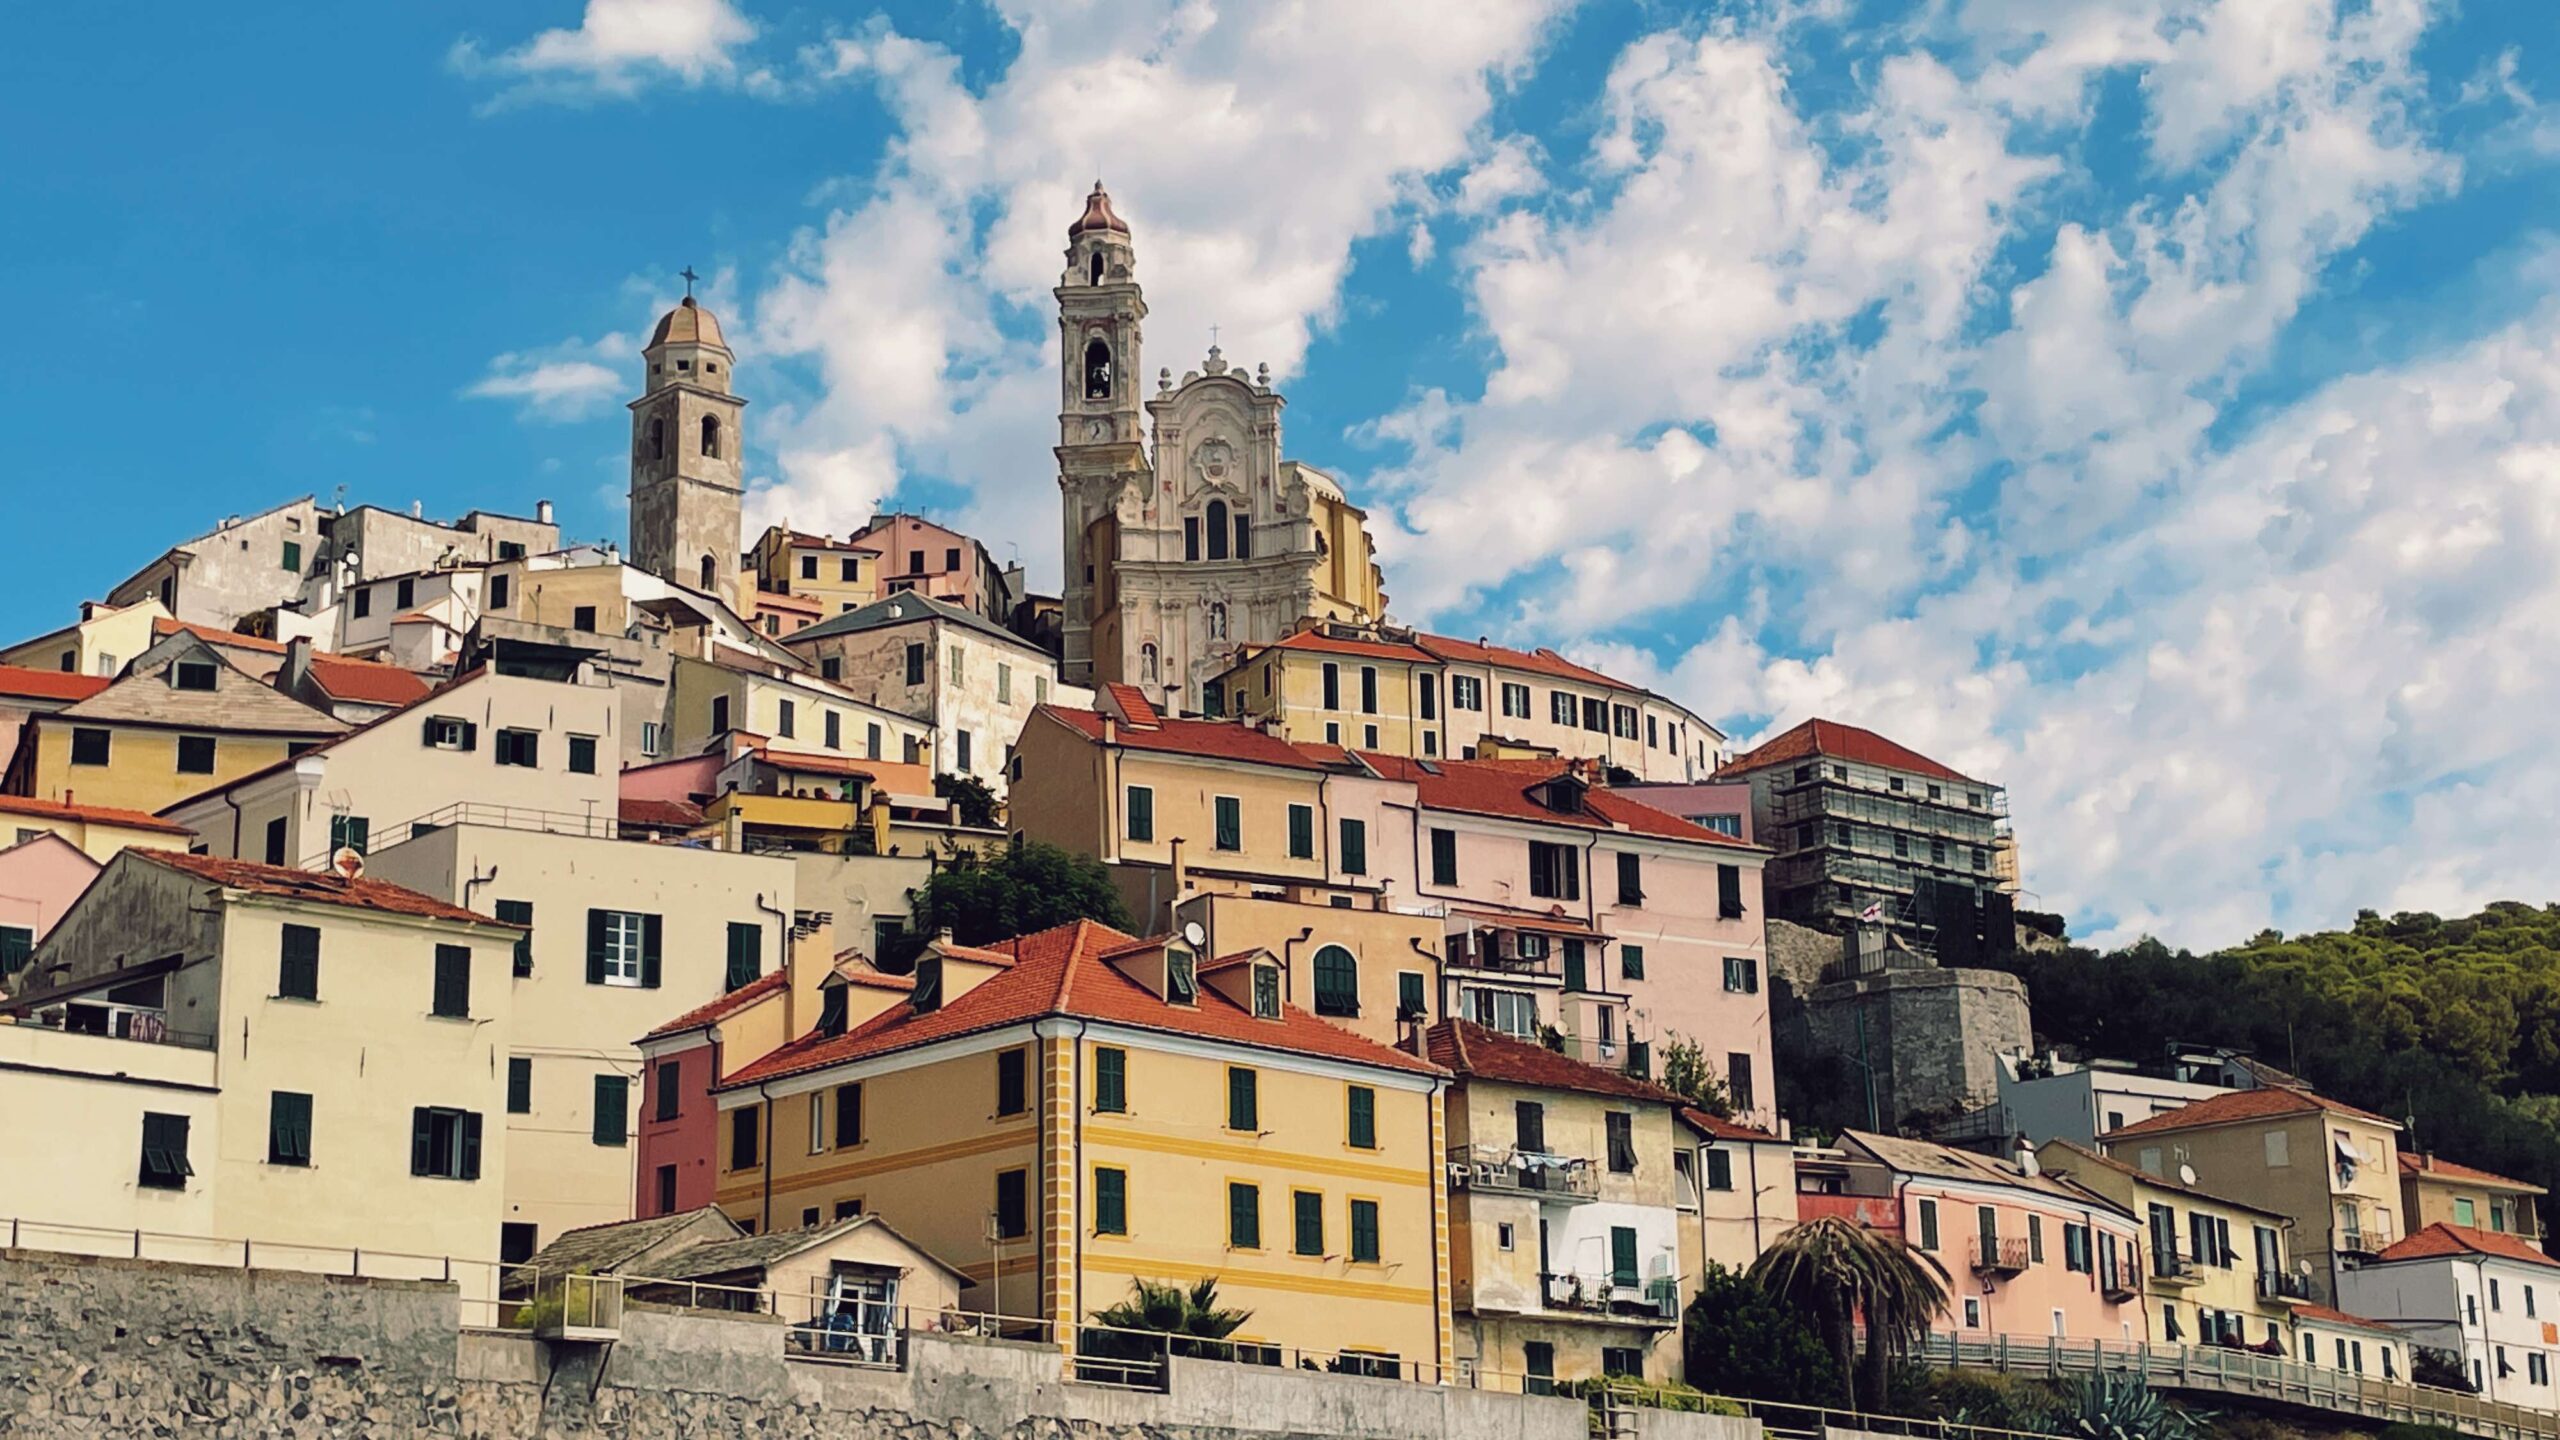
[1052,184,1386,710]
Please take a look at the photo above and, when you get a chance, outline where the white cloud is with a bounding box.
[453,0,757,105]
[463,333,633,422]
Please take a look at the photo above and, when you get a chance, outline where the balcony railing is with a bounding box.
[2101,1263,2141,1301]
[347,802,622,862]
[1442,944,1563,982]
[2331,1219,2399,1259]
[23,1005,216,1053]
[2259,1271,2317,1303]
[1447,1146,1598,1202]
[1545,1034,1653,1079]
[1538,1271,1679,1323]
[2152,1246,2204,1285]
[1972,1237,2031,1275]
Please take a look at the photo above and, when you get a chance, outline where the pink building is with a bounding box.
[1801,1132,2149,1343]
[849,514,1017,625]
[0,832,102,987]
[633,972,792,1220]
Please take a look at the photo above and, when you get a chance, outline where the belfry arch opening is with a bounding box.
[1088,250,1105,286]
[1084,338,1113,400]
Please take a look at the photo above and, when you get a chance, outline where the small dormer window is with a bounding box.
[1166,949,1197,1006]
[819,985,850,1037]
[1252,965,1280,1020]
[171,660,218,692]
[677,359,692,372]
[911,956,943,1014]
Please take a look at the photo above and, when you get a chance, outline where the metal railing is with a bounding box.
[1971,1236,2032,1274]
[1537,1270,1680,1321]
[354,802,624,861]
[2259,1270,2317,1301]
[2331,1218,2401,1258]
[1915,1329,2560,1440]
[1447,1145,1600,1201]
[8,1006,216,1052]
[2,1216,496,1296]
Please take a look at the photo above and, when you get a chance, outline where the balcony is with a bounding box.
[2151,1247,2204,1287]
[1537,1271,1679,1325]
[1441,937,1563,984]
[1972,1237,2031,1276]
[2331,1221,2397,1260]
[2101,1264,2141,1301]
[2258,1271,2317,1304]
[1447,1146,1598,1204]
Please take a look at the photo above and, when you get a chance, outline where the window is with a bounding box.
[1347,1086,1377,1149]
[1467,988,1538,1037]
[172,659,218,692]
[267,1091,312,1166]
[997,1048,1028,1116]
[171,734,216,775]
[1229,1182,1261,1248]
[495,729,539,768]
[904,643,926,686]
[640,721,663,758]
[573,604,598,633]
[866,723,883,760]
[503,1056,534,1115]
[2265,1130,2291,1167]
[593,1075,628,1146]
[279,539,302,574]
[1286,804,1315,860]
[2065,1222,2092,1273]
[1313,946,1359,1017]
[995,1169,1029,1238]
[1252,965,1280,1019]
[1228,1067,1259,1131]
[1582,698,1607,732]
[1359,666,1379,714]
[700,415,722,457]
[1339,818,1367,875]
[1606,1112,1637,1173]
[488,899,534,977]
[1615,851,1644,906]
[1452,676,1482,711]
[429,944,472,1018]
[1349,1198,1381,1263]
[1620,944,1646,981]
[1524,1341,1555,1396]
[1723,956,1759,994]
[1095,1167,1129,1235]
[956,731,973,772]
[730,1107,759,1170]
[1963,1297,1983,1328]
[1610,1225,1639,1287]
[354,587,374,620]
[800,554,819,581]
[271,922,323,1000]
[834,1082,864,1148]
[410,1106,483,1180]
[1613,704,1638,739]
[1184,517,1201,561]
[776,699,796,739]
[0,924,29,982]
[642,1059,679,1123]
[2456,1197,2478,1226]
[1206,501,1231,560]
[1094,1047,1127,1113]
[1363,724,1379,749]
[1501,682,1531,719]
[1528,841,1580,900]
[1515,1100,1547,1154]
[1706,1147,1735,1192]
[1289,1190,1326,1256]
[1917,1198,1940,1250]
[70,727,111,766]
[1167,950,1197,1004]
[588,909,656,988]
[257,815,288,866]
[2493,1276,2504,1311]
[1214,795,1241,851]
[1717,864,1745,919]
[563,734,599,775]
[1562,940,1588,992]
[1398,971,1427,1019]
[2030,1214,2046,1264]
[1551,691,1576,726]
[944,547,961,572]
[724,922,761,991]
[140,1112,193,1189]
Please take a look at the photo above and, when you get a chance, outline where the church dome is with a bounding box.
[649,295,728,351]
[1069,181,1129,238]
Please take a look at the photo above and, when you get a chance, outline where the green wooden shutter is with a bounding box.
[432,945,470,1018]
[1611,1226,1638,1287]
[1350,1200,1380,1263]
[725,922,761,991]
[1562,940,1587,992]
[496,901,533,977]
[1095,1168,1127,1235]
[1228,1183,1260,1248]
[268,1091,311,1166]
[835,1083,863,1148]
[1294,1191,1324,1255]
[1430,829,1457,885]
[1127,787,1153,842]
[410,1108,434,1176]
[1398,971,1426,1018]
[1348,1086,1376,1149]
[279,924,320,1001]
[460,1112,483,1180]
[586,910,609,985]
[1340,819,1366,875]
[1215,797,1240,850]
[507,1057,532,1115]
[1289,805,1313,859]
[593,1075,628,1146]
[1227,1068,1257,1131]
[640,913,664,989]
[1095,1048,1126,1113]
[1620,944,1645,980]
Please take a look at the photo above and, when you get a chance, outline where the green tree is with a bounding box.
[1660,1033,1736,1119]
[1682,1262,1840,1404]
[1748,1217,1950,1412]
[933,772,1000,829]
[896,839,1133,966]
[1085,1277,1253,1360]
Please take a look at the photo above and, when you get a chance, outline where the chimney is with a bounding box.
[1169,837,1188,897]
[411,500,424,519]
[535,499,554,525]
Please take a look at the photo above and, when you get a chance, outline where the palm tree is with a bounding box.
[1086,1277,1254,1361]
[1747,1217,1950,1412]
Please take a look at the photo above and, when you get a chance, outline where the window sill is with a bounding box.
[426,1012,475,1023]
[270,994,321,1005]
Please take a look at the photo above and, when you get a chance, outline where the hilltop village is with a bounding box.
[1,185,2550,1434]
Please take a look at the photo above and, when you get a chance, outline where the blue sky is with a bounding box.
[4,0,2557,948]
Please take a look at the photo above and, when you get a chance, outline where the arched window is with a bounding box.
[1207,602,1228,640]
[700,555,716,591]
[648,416,666,460]
[1084,338,1113,400]
[700,415,722,459]
[1206,500,1230,560]
[1312,946,1359,1017]
[1088,250,1105,286]
[1140,643,1159,683]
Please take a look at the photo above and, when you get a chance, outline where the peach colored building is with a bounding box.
[851,513,1018,625]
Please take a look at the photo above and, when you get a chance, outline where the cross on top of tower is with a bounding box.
[680,266,699,298]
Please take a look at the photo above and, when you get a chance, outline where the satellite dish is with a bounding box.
[2178,1163,2199,1187]
[331,847,365,880]
[1182,921,1206,947]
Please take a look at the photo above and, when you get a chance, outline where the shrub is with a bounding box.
[1681,1261,1841,1404]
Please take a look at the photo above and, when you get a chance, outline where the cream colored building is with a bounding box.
[103,496,325,631]
[785,591,1088,796]
[749,526,880,619]
[1,849,519,1292]
[163,669,620,869]
[0,598,172,679]
[1172,889,1442,1053]
[667,652,935,776]
[367,819,798,1261]
[2402,1151,2545,1250]
[1675,1109,1797,1292]
[0,793,196,862]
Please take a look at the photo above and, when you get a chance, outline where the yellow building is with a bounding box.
[1172,889,1442,1052]
[3,630,345,813]
[2,849,521,1294]
[2040,1139,2308,1350]
[1674,1109,1798,1299]
[0,793,197,862]
[668,653,935,775]
[0,598,172,679]
[1216,627,1440,753]
[2401,1151,2546,1250]
[700,921,1453,1374]
[1430,1019,1689,1388]
[746,525,879,618]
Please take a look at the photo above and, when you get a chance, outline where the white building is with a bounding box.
[1997,1053,2239,1148]
[2337,1222,2560,1405]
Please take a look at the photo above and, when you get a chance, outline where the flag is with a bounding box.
[1858,901,1884,923]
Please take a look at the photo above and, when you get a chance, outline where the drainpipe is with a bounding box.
[757,1080,778,1234]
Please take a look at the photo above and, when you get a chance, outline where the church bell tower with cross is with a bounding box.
[630,269,747,603]
[1055,182,1148,688]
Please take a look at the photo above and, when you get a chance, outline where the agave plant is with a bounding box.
[2066,1371,2211,1440]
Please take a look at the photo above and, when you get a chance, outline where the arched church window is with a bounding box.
[701,415,722,459]
[1208,603,1228,640]
[1084,338,1113,400]
[700,555,716,591]
[1206,501,1230,560]
[1089,250,1105,286]
[1140,643,1159,684]
[648,416,666,461]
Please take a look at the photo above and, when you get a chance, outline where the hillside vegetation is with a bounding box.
[1983,902,2560,1197]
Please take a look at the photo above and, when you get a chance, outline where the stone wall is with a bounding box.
[0,1249,1760,1440]
[1797,967,2031,1128]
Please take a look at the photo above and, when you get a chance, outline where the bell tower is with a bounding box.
[629,291,746,601]
[1055,182,1148,687]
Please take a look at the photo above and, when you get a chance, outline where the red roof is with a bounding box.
[1715,718,1980,786]
[620,798,705,830]
[721,918,1442,1089]
[1261,630,1438,665]
[2104,1086,2396,1140]
[0,666,111,703]
[2400,1152,2545,1192]
[2292,1302,2400,1332]
[2374,1222,2560,1271]
[135,851,511,928]
[1681,1106,1784,1143]
[1098,684,1160,727]
[153,618,287,655]
[1361,753,1762,849]
[304,653,433,707]
[1412,632,1629,690]
[1038,705,1335,772]
[641,969,788,1041]
[0,793,194,837]
[1426,1020,1685,1104]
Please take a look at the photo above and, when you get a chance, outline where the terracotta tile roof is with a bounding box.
[0,666,111,703]
[1679,1106,1784,1143]
[619,798,705,830]
[1714,718,1981,786]
[1412,632,1626,690]
[752,589,825,614]
[2292,1302,2399,1332]
[1099,684,1160,727]
[641,970,788,1041]
[134,850,513,929]
[836,969,917,993]
[2103,1085,2395,1139]
[1425,1019,1686,1105]
[721,918,1442,1090]
[1037,705,1334,772]
[152,618,287,655]
[157,668,482,810]
[1261,630,1439,665]
[2374,1222,2560,1271]
[303,653,433,707]
[0,793,195,837]
[1360,753,1763,849]
[2400,1152,2546,1193]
